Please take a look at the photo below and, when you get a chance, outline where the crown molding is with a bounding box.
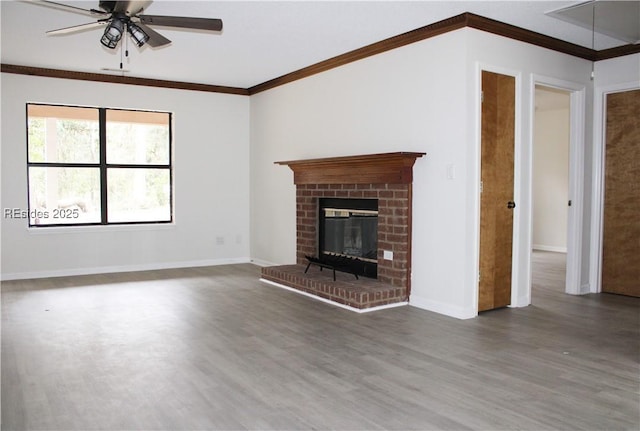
[0,64,249,96]
[463,13,596,60]
[2,12,637,95]
[248,13,468,95]
[248,12,601,94]
[595,44,640,61]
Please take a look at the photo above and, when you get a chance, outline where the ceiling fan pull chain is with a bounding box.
[120,34,124,70]
[125,23,130,59]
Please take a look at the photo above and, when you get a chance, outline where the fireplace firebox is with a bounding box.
[319,198,378,278]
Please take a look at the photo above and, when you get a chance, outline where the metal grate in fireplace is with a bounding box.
[319,198,378,278]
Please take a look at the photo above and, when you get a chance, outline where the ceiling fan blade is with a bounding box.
[138,15,223,32]
[46,21,108,35]
[136,22,172,47]
[24,0,108,17]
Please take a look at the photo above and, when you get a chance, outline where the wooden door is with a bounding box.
[478,71,516,312]
[602,89,640,297]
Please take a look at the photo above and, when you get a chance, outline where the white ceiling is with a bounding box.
[1,1,637,89]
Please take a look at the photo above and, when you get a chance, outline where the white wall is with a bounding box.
[594,54,640,88]
[533,103,569,252]
[1,73,251,279]
[251,28,594,319]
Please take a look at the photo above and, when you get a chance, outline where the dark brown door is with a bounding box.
[478,71,516,312]
[602,89,640,297]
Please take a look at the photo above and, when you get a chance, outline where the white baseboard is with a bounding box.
[409,294,477,319]
[581,283,591,294]
[532,244,567,253]
[259,278,409,313]
[0,257,252,281]
[510,295,531,308]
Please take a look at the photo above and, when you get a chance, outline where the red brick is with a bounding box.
[386,199,406,208]
[378,275,391,284]
[377,241,392,249]
[389,216,408,226]
[392,251,408,261]
[387,234,407,243]
[393,226,408,234]
[333,297,346,305]
[313,190,336,198]
[387,184,407,190]
[393,261,407,270]
[393,243,408,252]
[394,208,408,217]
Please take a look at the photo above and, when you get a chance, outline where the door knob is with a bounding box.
[507,201,516,209]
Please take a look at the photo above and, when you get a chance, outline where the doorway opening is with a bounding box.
[532,85,570,299]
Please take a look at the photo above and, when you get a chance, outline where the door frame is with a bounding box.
[474,64,522,313]
[529,74,587,297]
[590,82,640,293]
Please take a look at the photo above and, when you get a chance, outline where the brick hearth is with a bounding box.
[261,264,406,309]
[263,152,424,310]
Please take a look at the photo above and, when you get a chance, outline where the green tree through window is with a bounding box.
[26,104,172,226]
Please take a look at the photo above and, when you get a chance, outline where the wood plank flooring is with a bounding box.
[2,257,639,430]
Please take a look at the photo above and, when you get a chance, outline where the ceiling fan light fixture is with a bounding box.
[100,18,124,49]
[128,22,149,47]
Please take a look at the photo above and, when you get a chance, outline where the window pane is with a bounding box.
[107,168,171,223]
[28,167,101,225]
[27,105,99,163]
[106,110,170,165]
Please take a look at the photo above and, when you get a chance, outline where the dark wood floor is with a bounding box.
[2,254,639,430]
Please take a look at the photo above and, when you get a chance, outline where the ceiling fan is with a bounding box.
[31,0,223,49]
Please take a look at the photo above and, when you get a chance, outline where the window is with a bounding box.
[27,104,172,227]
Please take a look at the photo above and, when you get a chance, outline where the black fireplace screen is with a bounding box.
[319,198,378,278]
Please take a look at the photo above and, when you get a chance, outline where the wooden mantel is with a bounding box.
[275,152,425,185]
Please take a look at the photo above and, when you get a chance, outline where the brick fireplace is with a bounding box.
[261,152,425,310]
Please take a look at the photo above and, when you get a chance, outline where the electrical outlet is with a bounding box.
[216,236,225,245]
[383,250,393,261]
